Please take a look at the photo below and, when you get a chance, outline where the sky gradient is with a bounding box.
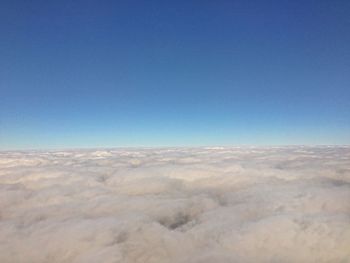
[1,0,350,149]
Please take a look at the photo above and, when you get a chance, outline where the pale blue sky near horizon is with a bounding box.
[1,0,350,150]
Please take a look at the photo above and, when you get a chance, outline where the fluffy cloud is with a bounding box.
[0,146,349,262]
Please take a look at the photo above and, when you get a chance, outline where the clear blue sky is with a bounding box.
[1,0,349,149]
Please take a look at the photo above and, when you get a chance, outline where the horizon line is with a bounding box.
[1,144,350,152]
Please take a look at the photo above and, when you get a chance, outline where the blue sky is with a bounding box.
[1,0,350,149]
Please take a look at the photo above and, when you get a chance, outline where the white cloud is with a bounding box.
[0,147,349,262]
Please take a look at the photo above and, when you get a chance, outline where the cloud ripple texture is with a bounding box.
[0,146,350,263]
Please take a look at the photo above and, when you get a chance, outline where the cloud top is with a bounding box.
[1,146,350,262]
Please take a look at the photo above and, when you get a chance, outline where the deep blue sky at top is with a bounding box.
[1,0,349,149]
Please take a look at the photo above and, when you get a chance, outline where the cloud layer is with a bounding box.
[1,146,350,262]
